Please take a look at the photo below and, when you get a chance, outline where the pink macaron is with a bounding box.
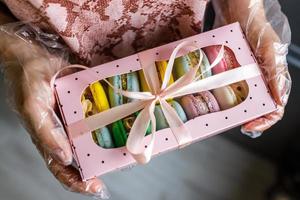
[203,45,249,110]
[202,45,241,74]
[180,91,220,120]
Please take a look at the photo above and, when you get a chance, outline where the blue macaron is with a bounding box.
[154,100,187,130]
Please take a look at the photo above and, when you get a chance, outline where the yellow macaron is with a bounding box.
[89,81,110,112]
[139,60,174,92]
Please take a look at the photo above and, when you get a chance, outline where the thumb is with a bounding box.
[248,23,285,105]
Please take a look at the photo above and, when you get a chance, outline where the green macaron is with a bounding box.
[123,112,152,136]
[173,50,212,80]
[173,55,193,80]
[111,120,128,147]
[108,72,141,147]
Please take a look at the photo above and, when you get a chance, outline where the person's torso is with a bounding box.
[4,0,208,65]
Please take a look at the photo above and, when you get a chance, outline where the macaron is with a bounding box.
[202,45,240,75]
[212,86,238,110]
[188,49,212,79]
[230,81,249,103]
[156,60,174,87]
[138,60,175,92]
[90,81,110,112]
[180,91,220,120]
[170,100,188,123]
[111,115,151,148]
[203,45,249,107]
[200,91,221,113]
[94,127,114,148]
[122,112,152,135]
[154,100,188,130]
[172,50,212,81]
[173,55,193,80]
[199,50,212,79]
[111,120,127,147]
[108,72,152,145]
[83,85,114,148]
[138,70,151,92]
[108,71,140,107]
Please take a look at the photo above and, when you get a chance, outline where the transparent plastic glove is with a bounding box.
[0,23,109,199]
[212,0,291,136]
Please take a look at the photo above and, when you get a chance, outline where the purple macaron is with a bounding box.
[180,91,220,120]
[200,91,220,113]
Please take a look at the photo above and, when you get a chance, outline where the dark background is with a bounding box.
[221,0,300,162]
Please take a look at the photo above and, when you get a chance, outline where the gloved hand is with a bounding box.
[0,23,109,199]
[212,0,291,137]
[0,0,291,196]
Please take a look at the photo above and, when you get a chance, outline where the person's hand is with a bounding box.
[0,24,109,199]
[212,0,291,136]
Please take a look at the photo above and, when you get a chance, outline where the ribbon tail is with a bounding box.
[126,100,156,164]
[161,41,200,90]
[140,62,161,94]
[51,65,88,90]
[170,63,262,98]
[162,66,198,99]
[195,45,224,81]
[159,99,193,147]
[103,79,155,100]
[68,100,149,138]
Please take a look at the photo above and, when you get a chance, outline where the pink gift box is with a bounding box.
[54,22,277,181]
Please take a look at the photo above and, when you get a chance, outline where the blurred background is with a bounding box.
[0,1,299,200]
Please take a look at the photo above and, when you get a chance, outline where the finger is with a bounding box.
[3,48,73,165]
[1,26,73,164]
[250,24,283,105]
[33,142,109,199]
[22,80,73,165]
[237,2,282,105]
[241,106,284,133]
[211,1,285,105]
[49,160,109,199]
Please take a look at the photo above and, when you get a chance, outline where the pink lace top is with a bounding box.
[4,0,208,65]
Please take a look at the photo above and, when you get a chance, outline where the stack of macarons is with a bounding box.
[82,82,114,148]
[171,49,221,119]
[180,91,220,120]
[81,45,249,148]
[202,45,249,110]
[81,66,187,148]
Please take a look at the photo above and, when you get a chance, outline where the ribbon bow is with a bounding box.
[100,41,224,163]
[62,41,261,164]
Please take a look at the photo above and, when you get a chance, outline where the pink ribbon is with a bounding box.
[55,41,262,164]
